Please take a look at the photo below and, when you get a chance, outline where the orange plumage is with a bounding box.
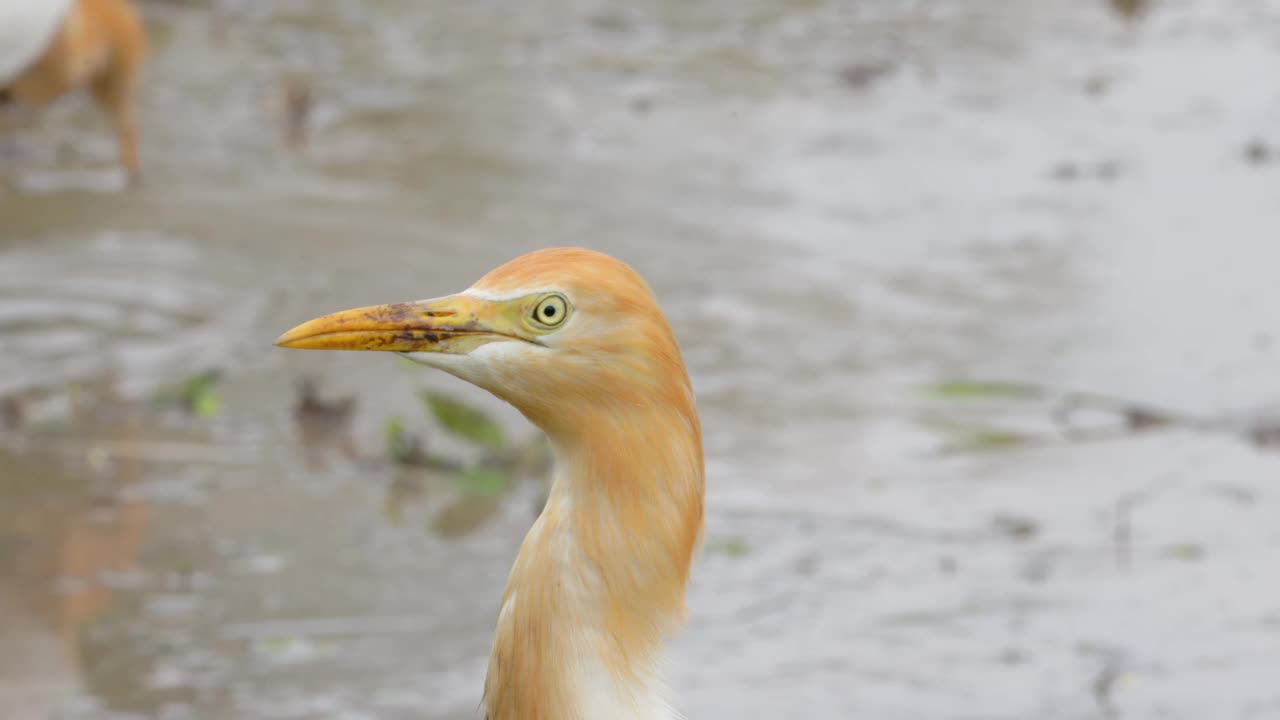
[2,0,147,183]
[277,248,705,719]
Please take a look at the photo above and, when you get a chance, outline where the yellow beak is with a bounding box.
[274,294,515,353]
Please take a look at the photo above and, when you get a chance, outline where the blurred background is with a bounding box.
[2,0,1280,718]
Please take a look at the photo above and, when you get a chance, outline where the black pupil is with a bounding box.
[542,305,557,318]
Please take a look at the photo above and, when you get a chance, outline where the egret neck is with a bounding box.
[487,398,703,719]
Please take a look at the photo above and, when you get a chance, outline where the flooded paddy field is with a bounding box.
[2,1,1279,718]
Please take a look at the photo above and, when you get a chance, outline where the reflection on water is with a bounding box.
[0,403,152,718]
[3,0,1280,718]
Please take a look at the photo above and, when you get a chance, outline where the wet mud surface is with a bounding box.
[2,1,1279,718]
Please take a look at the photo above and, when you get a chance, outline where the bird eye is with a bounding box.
[533,294,568,327]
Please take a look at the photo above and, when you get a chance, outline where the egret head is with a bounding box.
[275,247,694,436]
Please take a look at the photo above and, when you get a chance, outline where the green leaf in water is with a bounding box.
[384,416,405,440]
[707,537,751,558]
[258,637,292,653]
[1164,543,1205,561]
[252,636,320,663]
[422,391,505,450]
[453,467,509,497]
[384,416,408,459]
[182,370,220,397]
[922,381,1042,400]
[934,430,1039,454]
[153,370,222,417]
[920,415,1039,453]
[960,430,1034,450]
[192,388,220,418]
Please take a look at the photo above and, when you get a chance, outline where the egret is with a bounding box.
[0,0,147,183]
[276,247,705,720]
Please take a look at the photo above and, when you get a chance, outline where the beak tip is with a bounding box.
[273,329,301,349]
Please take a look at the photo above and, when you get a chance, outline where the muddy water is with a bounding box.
[3,0,1280,718]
